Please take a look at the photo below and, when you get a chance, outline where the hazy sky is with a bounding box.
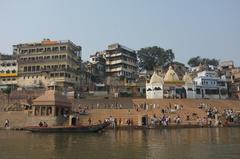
[0,0,240,66]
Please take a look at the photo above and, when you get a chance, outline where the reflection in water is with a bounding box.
[0,128,240,159]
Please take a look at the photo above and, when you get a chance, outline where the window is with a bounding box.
[205,89,219,95]
[47,107,52,116]
[52,47,59,51]
[147,88,152,91]
[60,46,66,51]
[196,88,201,94]
[41,106,46,116]
[35,106,40,116]
[220,89,228,95]
[154,87,162,90]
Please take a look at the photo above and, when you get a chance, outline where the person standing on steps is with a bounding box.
[88,118,92,125]
[4,119,9,128]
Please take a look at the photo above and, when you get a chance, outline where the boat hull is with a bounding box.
[25,122,109,133]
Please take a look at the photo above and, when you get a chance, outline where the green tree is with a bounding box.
[1,87,11,106]
[188,56,219,67]
[187,56,201,67]
[202,58,219,66]
[137,46,175,71]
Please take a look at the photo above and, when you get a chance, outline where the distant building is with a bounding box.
[146,67,228,100]
[13,39,82,90]
[231,68,240,99]
[103,43,138,81]
[0,54,18,89]
[219,60,234,70]
[89,52,106,83]
[146,66,187,99]
[193,71,228,99]
[90,43,138,94]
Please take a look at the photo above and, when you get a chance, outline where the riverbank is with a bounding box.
[0,98,240,129]
[1,123,240,132]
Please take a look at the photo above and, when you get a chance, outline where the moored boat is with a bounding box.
[24,122,110,133]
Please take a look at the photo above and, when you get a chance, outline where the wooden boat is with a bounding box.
[24,122,110,133]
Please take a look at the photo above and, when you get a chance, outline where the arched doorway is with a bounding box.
[71,117,77,126]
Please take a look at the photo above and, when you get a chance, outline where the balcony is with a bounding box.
[105,52,136,59]
[106,60,137,66]
[19,67,80,75]
[18,58,68,64]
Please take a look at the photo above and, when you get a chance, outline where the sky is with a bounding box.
[0,0,240,66]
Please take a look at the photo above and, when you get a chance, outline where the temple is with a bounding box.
[27,82,71,126]
[146,66,228,99]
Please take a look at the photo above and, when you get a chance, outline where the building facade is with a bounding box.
[89,52,106,83]
[146,66,187,99]
[0,54,18,89]
[146,67,228,100]
[103,43,138,81]
[193,71,228,99]
[13,39,82,90]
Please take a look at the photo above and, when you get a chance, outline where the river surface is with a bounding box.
[0,128,240,159]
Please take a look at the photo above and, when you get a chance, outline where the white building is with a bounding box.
[193,71,228,99]
[183,72,195,99]
[146,72,164,99]
[146,66,186,99]
[146,68,228,100]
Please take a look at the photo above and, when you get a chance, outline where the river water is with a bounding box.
[0,128,240,159]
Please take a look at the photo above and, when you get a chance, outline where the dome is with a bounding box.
[149,72,164,84]
[164,66,179,81]
[183,72,193,83]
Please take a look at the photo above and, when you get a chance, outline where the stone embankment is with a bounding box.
[0,97,240,129]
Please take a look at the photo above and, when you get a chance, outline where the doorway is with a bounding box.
[71,117,77,126]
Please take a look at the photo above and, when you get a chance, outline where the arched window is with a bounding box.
[147,88,152,91]
[154,87,162,90]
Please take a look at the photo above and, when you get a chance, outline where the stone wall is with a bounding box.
[0,111,28,128]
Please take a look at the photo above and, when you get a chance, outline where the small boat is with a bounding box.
[24,122,110,133]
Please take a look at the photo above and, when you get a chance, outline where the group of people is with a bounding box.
[78,103,124,110]
[103,116,133,128]
[38,121,48,127]
[223,109,240,123]
[150,114,181,126]
[206,107,218,119]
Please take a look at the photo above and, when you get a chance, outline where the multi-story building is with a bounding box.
[13,39,82,90]
[104,43,138,81]
[89,52,106,83]
[89,43,138,94]
[0,54,18,89]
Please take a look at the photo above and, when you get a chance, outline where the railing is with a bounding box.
[18,58,68,64]
[19,68,80,74]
